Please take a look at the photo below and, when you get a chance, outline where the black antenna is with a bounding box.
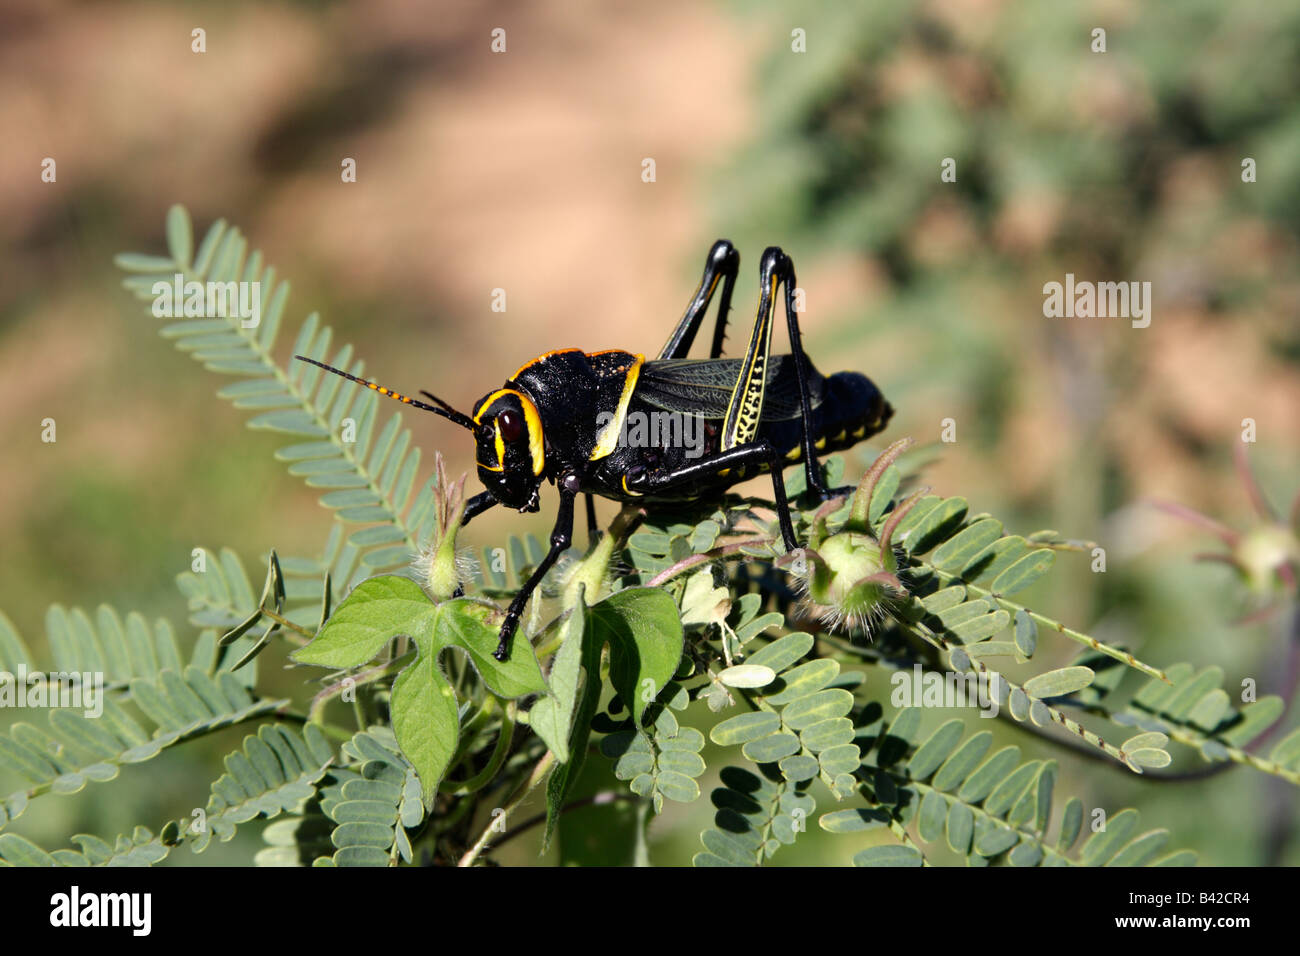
[293,355,476,430]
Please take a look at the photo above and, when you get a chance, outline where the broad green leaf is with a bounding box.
[588,588,684,730]
[293,576,428,669]
[530,600,587,763]
[545,588,683,849]
[294,577,545,803]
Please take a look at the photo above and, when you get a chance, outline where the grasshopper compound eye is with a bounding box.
[497,408,524,442]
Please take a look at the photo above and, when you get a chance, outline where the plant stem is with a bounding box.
[647,537,776,588]
[457,751,555,866]
[258,607,314,643]
[489,791,637,851]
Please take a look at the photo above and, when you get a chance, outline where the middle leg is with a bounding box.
[625,441,798,550]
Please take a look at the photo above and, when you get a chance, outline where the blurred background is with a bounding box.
[1,0,1297,865]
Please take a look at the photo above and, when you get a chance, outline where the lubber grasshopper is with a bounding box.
[295,241,893,661]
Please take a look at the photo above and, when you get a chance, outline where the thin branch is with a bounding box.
[489,791,638,852]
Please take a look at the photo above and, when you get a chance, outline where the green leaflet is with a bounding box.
[854,844,923,867]
[990,549,1055,595]
[603,717,706,813]
[118,207,438,584]
[0,828,173,868]
[704,634,860,805]
[830,718,1199,867]
[0,610,32,673]
[1023,666,1094,700]
[0,666,284,829]
[190,724,335,853]
[929,518,1003,571]
[694,766,816,866]
[903,497,969,555]
[320,731,425,866]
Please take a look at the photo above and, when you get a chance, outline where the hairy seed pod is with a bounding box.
[794,438,920,634]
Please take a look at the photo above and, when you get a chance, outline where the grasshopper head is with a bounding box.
[472,388,546,511]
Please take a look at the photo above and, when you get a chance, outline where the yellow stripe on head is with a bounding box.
[472,388,546,476]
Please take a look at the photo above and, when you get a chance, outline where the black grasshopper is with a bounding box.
[296,241,893,661]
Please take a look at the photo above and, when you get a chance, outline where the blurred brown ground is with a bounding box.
[0,0,779,622]
[4,0,1296,624]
